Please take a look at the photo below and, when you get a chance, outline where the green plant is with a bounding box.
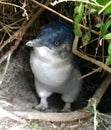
[52,0,111,65]
[31,122,42,130]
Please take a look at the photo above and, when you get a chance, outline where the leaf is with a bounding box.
[103,33,111,39]
[82,31,91,46]
[31,122,41,130]
[74,3,84,16]
[108,42,111,55]
[101,20,111,36]
[106,42,111,64]
[73,3,84,37]
[97,0,110,5]
[74,19,82,37]
[96,0,111,14]
[95,24,102,28]
[106,55,111,64]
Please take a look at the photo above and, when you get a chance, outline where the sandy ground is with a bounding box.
[0,48,111,130]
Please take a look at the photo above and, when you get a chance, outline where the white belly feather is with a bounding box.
[30,47,73,87]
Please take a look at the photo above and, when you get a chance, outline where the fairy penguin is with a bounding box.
[26,21,82,111]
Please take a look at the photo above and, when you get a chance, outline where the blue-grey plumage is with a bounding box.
[26,21,82,111]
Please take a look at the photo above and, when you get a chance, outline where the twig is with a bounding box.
[89,73,111,107]
[74,50,111,73]
[72,35,111,73]
[51,0,103,8]
[99,1,111,14]
[73,36,101,79]
[86,74,111,130]
[31,0,99,35]
[0,27,25,64]
[0,107,26,123]
[73,31,111,108]
[0,0,53,64]
[0,53,11,85]
[0,22,26,52]
[0,1,29,20]
[91,99,98,130]
[0,22,12,37]
[79,67,101,79]
[99,113,111,119]
[72,35,79,50]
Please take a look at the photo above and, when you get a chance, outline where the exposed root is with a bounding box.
[12,109,90,122]
[87,73,111,108]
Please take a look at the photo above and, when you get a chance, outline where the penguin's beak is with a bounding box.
[26,38,42,47]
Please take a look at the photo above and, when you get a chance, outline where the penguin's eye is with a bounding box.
[54,41,60,46]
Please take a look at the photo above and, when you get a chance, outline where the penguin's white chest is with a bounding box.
[30,47,72,87]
